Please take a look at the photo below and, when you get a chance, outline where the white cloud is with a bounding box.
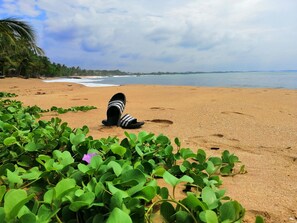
[0,0,40,17]
[1,0,297,72]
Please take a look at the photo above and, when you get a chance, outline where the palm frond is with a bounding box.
[0,17,36,42]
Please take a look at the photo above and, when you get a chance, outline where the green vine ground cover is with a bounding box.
[0,92,265,223]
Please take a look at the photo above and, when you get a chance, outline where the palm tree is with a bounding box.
[0,17,44,77]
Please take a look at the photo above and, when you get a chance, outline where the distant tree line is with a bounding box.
[0,18,130,78]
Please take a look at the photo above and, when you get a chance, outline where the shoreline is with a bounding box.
[37,71,297,89]
[1,77,297,222]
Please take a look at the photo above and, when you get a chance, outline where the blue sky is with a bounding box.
[1,0,297,72]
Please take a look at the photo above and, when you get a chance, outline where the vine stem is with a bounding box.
[55,214,63,223]
[145,198,198,223]
[172,186,176,200]
[21,177,41,189]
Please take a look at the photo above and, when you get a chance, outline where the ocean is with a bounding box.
[43,71,297,89]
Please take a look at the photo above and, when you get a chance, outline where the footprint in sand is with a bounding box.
[221,111,250,116]
[221,111,254,117]
[71,98,88,100]
[35,91,46,95]
[146,119,173,127]
[150,107,174,111]
[211,133,240,142]
[212,133,224,138]
[184,136,205,146]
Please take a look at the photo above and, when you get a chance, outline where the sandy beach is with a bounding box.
[1,77,297,223]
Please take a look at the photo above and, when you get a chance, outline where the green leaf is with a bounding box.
[180,148,196,159]
[36,155,51,166]
[220,166,233,175]
[153,166,166,177]
[1,114,13,122]
[4,189,34,221]
[225,201,245,221]
[7,106,16,113]
[201,187,218,210]
[78,163,90,173]
[163,171,194,187]
[37,204,60,222]
[3,136,17,146]
[7,169,23,187]
[205,210,218,223]
[117,169,146,186]
[138,131,154,143]
[24,142,38,152]
[0,208,4,223]
[20,167,42,180]
[182,193,207,211]
[124,132,137,145]
[75,189,84,197]
[110,191,125,210]
[208,157,222,166]
[219,201,237,221]
[178,175,194,185]
[163,171,179,187]
[69,192,95,211]
[54,178,76,200]
[156,135,170,145]
[19,212,36,223]
[0,185,6,203]
[107,182,128,198]
[1,122,14,131]
[180,165,187,173]
[106,207,132,223]
[176,210,192,223]
[43,189,54,204]
[135,145,144,157]
[180,160,191,173]
[160,201,175,222]
[255,215,265,223]
[174,137,181,147]
[229,155,239,164]
[159,187,169,199]
[164,145,173,156]
[90,155,103,169]
[206,161,217,175]
[215,189,226,199]
[110,144,126,157]
[107,161,122,177]
[196,149,206,163]
[70,133,85,146]
[53,150,74,166]
[134,186,156,202]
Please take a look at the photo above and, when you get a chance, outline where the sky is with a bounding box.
[1,0,297,73]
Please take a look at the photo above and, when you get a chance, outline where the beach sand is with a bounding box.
[1,77,297,222]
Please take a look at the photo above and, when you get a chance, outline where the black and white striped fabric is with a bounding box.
[119,114,137,127]
[108,100,125,114]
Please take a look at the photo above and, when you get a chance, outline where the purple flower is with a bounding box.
[82,153,97,164]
